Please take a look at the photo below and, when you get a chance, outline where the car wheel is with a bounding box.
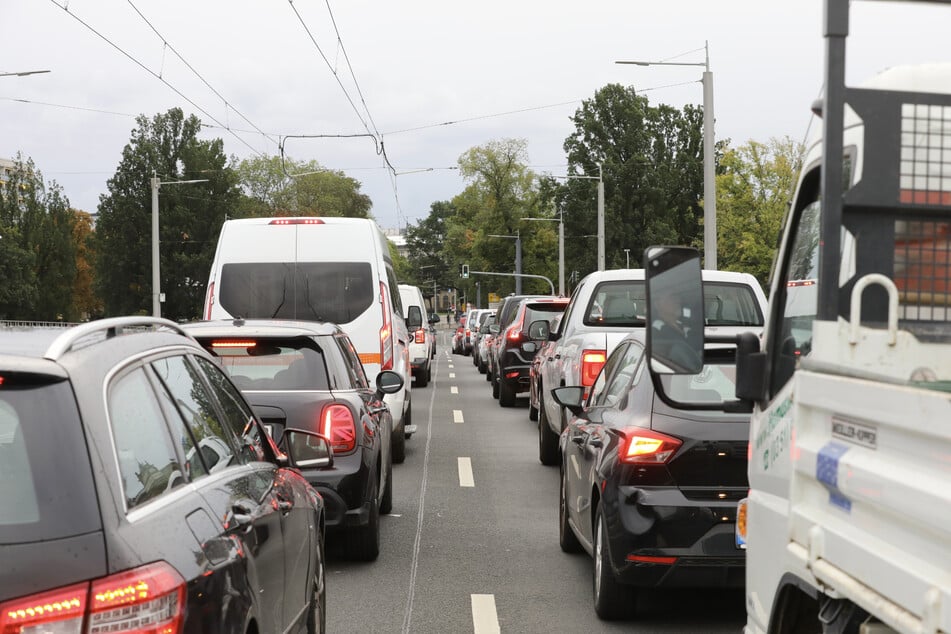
[403,402,413,439]
[380,457,393,514]
[499,377,516,407]
[345,479,380,561]
[559,465,582,553]
[392,419,406,464]
[538,393,560,466]
[306,527,327,633]
[485,365,492,381]
[416,367,428,388]
[426,366,432,383]
[491,374,500,399]
[593,505,635,620]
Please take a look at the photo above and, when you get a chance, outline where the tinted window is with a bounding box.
[703,282,765,327]
[110,367,187,509]
[219,262,373,324]
[202,337,330,391]
[523,303,568,329]
[0,377,99,541]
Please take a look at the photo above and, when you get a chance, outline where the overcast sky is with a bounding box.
[1,1,946,232]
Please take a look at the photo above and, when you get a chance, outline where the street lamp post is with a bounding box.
[521,212,564,295]
[616,41,716,270]
[487,232,522,294]
[554,169,605,271]
[151,173,209,317]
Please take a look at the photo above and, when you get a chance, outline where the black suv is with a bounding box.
[0,318,331,633]
[493,297,569,406]
[185,319,404,561]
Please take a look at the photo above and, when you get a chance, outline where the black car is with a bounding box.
[493,297,569,406]
[486,294,548,392]
[553,334,748,620]
[186,319,403,561]
[0,317,330,633]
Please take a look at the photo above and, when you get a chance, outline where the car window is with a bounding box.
[334,334,370,389]
[0,376,99,542]
[194,356,270,464]
[702,282,765,326]
[109,366,189,509]
[219,261,373,324]
[151,355,246,470]
[203,337,331,391]
[589,342,645,408]
[584,281,647,327]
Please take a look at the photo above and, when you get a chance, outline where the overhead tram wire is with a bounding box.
[47,0,268,158]
[124,0,278,146]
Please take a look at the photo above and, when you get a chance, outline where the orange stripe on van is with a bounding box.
[358,352,381,365]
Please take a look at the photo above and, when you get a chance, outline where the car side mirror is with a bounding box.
[376,370,405,395]
[527,319,549,340]
[429,314,441,324]
[284,429,334,469]
[489,324,500,334]
[551,385,586,417]
[406,307,423,330]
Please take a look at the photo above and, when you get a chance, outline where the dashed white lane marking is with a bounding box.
[448,364,454,369]
[453,409,464,424]
[471,594,500,634]
[449,372,456,378]
[451,386,459,394]
[458,457,474,487]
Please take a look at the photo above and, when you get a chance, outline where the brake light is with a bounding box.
[210,340,256,349]
[0,562,186,634]
[414,329,426,344]
[379,282,393,371]
[321,404,356,453]
[618,427,682,464]
[205,282,214,320]
[268,218,325,225]
[735,498,748,549]
[625,554,678,565]
[580,350,606,387]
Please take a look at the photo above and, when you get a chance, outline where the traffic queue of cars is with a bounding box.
[1,218,442,633]
[453,267,767,620]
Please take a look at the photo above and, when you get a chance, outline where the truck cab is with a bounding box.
[643,3,951,632]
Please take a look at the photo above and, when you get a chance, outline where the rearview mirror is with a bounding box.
[644,246,705,374]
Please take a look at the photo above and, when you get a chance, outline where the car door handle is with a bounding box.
[588,437,603,449]
[277,498,293,514]
[570,435,585,445]
[229,503,254,529]
[554,354,561,359]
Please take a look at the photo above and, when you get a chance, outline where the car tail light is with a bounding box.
[414,329,426,344]
[210,340,256,349]
[625,554,678,565]
[0,562,186,634]
[618,427,682,464]
[321,404,356,453]
[379,282,393,371]
[580,349,606,387]
[205,282,214,320]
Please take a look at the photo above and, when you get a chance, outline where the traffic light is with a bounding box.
[462,264,469,278]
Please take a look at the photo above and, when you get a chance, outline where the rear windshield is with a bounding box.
[0,376,100,543]
[201,338,331,391]
[584,280,763,328]
[524,303,568,328]
[219,262,374,324]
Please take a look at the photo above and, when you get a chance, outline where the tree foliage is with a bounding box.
[715,137,803,287]
[0,155,78,320]
[94,108,241,320]
[558,83,706,276]
[235,155,371,218]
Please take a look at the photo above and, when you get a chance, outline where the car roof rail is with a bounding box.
[44,316,193,361]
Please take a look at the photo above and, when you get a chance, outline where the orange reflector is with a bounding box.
[358,353,381,365]
[626,554,677,565]
[211,340,257,348]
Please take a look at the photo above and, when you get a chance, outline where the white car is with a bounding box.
[399,284,435,387]
[535,268,768,465]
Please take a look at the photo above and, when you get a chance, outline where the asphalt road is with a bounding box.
[325,328,745,633]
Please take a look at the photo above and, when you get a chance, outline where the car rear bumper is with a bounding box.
[605,485,746,588]
[301,453,373,529]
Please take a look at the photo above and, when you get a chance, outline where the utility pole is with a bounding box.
[597,163,605,271]
[487,232,522,294]
[151,173,208,317]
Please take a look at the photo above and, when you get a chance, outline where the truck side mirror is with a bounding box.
[644,246,705,375]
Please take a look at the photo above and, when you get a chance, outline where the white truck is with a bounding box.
[643,2,951,632]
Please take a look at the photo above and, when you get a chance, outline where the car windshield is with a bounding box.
[203,337,331,391]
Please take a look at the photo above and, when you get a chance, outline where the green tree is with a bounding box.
[715,137,803,287]
[71,211,102,319]
[559,83,707,275]
[235,155,371,218]
[404,201,455,293]
[94,108,241,319]
[0,155,77,320]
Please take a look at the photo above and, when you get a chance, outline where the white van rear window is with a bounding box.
[220,262,374,324]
